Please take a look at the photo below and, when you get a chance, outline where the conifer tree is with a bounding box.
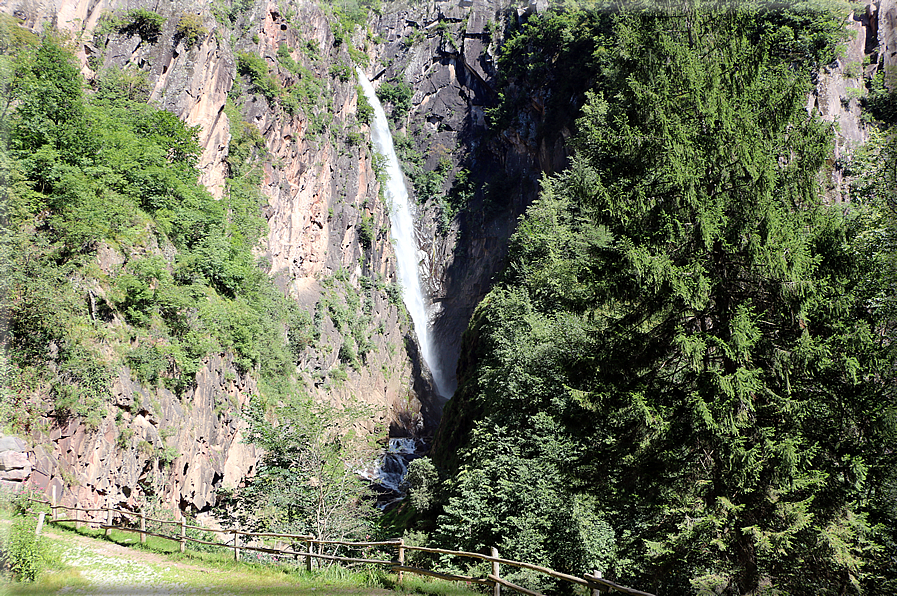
[433,5,895,595]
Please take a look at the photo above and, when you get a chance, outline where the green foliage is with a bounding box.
[175,13,208,49]
[158,445,179,466]
[356,87,373,125]
[276,43,300,75]
[358,212,374,249]
[0,36,298,428]
[431,5,895,595]
[93,65,152,103]
[0,515,47,581]
[435,412,618,590]
[9,34,92,159]
[229,396,376,541]
[211,0,253,25]
[236,51,279,103]
[392,133,452,203]
[121,9,166,43]
[749,0,851,67]
[0,14,37,52]
[94,9,166,42]
[863,68,897,124]
[405,457,438,513]
[329,60,352,83]
[316,273,378,371]
[52,347,111,427]
[488,7,611,133]
[376,79,412,123]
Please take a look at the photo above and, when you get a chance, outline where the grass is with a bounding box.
[0,515,481,596]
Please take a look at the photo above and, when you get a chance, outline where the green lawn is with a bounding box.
[0,517,480,596]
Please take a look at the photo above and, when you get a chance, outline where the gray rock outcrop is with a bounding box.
[0,435,32,492]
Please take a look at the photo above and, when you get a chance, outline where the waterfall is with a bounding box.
[356,438,424,508]
[356,69,451,398]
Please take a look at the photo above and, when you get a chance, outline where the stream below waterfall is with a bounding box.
[357,438,426,508]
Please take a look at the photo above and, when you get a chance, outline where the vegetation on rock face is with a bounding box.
[0,30,297,429]
[95,9,167,43]
[175,13,208,49]
[422,2,897,595]
[376,79,412,124]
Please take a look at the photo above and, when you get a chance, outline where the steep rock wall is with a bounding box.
[365,0,566,397]
[1,0,436,515]
[26,354,257,518]
[810,3,877,201]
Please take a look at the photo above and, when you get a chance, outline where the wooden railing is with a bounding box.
[26,490,653,596]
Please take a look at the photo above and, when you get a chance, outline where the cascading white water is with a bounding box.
[356,69,451,398]
[356,438,424,508]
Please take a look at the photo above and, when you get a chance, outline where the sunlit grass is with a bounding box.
[1,517,481,596]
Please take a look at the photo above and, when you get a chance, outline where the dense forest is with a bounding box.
[0,0,895,595]
[420,3,897,596]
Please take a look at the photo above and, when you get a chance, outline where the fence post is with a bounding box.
[180,515,186,554]
[50,485,57,521]
[75,503,82,530]
[397,538,405,583]
[140,511,146,545]
[105,502,113,537]
[35,512,45,537]
[305,536,312,572]
[591,569,602,596]
[491,547,500,596]
[233,531,240,562]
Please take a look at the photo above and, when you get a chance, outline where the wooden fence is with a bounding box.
[26,490,653,596]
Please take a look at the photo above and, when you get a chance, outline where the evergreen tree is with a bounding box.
[432,5,895,595]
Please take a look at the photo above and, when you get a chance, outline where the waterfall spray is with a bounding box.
[356,69,451,398]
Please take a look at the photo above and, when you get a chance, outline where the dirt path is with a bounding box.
[47,530,226,596]
[46,529,213,573]
[22,528,395,596]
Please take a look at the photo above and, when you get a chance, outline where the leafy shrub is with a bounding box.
[0,515,46,582]
[236,51,279,103]
[158,445,179,466]
[376,79,413,121]
[175,13,208,49]
[211,0,253,25]
[356,86,373,124]
[358,212,374,249]
[330,60,352,82]
[384,283,402,306]
[121,9,166,43]
[276,43,300,74]
[346,130,363,146]
[405,457,438,512]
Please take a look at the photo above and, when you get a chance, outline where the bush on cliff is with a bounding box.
[0,33,293,426]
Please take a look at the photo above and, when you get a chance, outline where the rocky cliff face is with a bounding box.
[25,354,258,519]
[0,0,437,516]
[810,3,881,202]
[2,0,892,520]
[364,0,569,396]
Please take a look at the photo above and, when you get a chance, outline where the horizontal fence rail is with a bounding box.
[25,494,653,596]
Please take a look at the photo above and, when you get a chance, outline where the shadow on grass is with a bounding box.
[3,587,384,595]
[26,522,480,596]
